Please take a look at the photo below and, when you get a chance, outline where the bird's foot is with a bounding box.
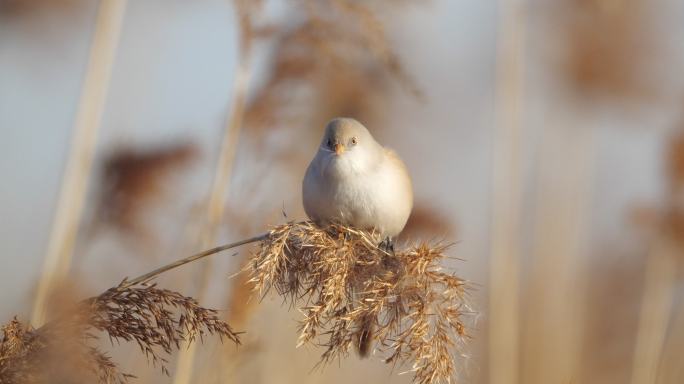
[379,237,395,255]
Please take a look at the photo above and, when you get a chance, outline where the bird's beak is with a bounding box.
[334,143,345,155]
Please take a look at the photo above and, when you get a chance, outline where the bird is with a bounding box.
[302,117,414,358]
[302,117,414,242]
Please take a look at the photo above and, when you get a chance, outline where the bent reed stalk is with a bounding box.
[2,233,264,384]
[4,221,470,384]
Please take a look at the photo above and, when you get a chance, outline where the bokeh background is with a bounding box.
[2,0,684,383]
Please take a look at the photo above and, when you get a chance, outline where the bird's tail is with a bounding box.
[356,316,374,358]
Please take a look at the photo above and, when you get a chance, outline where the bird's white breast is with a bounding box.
[302,148,413,238]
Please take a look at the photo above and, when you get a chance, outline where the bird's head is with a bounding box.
[319,118,381,162]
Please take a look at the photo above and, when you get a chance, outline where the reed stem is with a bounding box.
[31,0,128,327]
[489,0,526,382]
[523,119,594,384]
[172,3,254,383]
[122,233,267,289]
[629,237,677,384]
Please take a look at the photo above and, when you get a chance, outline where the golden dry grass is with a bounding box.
[1,280,240,383]
[249,222,471,384]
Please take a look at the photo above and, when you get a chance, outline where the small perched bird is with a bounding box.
[303,117,414,241]
[302,117,414,357]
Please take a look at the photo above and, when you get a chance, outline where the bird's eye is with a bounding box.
[327,139,332,148]
[351,137,358,145]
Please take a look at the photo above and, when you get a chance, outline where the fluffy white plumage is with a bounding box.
[302,118,413,239]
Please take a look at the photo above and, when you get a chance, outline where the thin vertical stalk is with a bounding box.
[523,120,594,384]
[630,237,677,384]
[171,3,253,384]
[31,0,128,327]
[656,289,684,383]
[489,0,525,383]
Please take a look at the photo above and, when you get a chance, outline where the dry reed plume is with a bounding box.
[664,130,684,244]
[249,221,471,384]
[1,316,132,384]
[96,142,199,240]
[400,205,456,241]
[244,0,420,135]
[1,279,240,383]
[556,0,656,101]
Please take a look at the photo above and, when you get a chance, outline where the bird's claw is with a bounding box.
[379,237,395,255]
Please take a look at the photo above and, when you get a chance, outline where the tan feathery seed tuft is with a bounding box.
[249,221,472,384]
[1,280,241,383]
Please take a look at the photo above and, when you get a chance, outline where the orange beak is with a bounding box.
[334,143,345,155]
